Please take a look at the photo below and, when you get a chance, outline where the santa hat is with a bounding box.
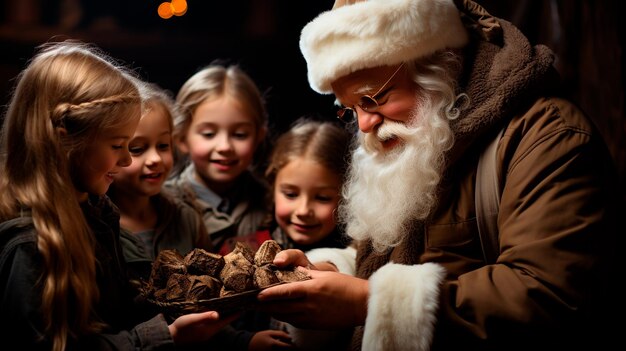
[299,0,469,94]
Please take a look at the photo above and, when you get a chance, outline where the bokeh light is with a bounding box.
[157,2,173,19]
[171,0,188,16]
[157,0,187,19]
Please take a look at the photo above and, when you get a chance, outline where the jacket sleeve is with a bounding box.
[77,315,174,351]
[438,98,619,347]
[0,232,174,351]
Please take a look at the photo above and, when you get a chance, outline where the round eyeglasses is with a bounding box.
[336,62,405,123]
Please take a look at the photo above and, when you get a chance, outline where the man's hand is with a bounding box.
[272,249,339,272]
[257,269,368,329]
[272,249,312,269]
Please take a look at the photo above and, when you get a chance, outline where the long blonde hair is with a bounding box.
[0,41,141,351]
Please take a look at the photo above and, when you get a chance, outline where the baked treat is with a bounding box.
[187,275,222,301]
[184,248,225,277]
[149,249,186,291]
[145,240,310,310]
[165,273,190,302]
[220,251,255,292]
[254,264,280,288]
[231,241,255,264]
[254,240,282,266]
[220,286,237,298]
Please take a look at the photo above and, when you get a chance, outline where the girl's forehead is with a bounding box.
[192,96,257,126]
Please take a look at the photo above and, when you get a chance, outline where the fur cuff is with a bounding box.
[305,246,357,275]
[300,0,468,93]
[363,262,445,351]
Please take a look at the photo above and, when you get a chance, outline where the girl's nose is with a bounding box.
[216,134,234,152]
[145,147,162,166]
[295,198,313,217]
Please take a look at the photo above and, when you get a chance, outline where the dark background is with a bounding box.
[1,0,624,201]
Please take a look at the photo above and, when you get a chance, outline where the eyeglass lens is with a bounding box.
[337,107,356,123]
[336,62,404,123]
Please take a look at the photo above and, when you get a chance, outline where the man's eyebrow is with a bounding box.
[354,84,375,95]
[333,85,376,107]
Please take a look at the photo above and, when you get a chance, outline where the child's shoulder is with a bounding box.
[158,190,199,215]
[154,191,207,238]
[162,174,200,207]
[0,217,37,249]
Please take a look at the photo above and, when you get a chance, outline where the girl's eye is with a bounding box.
[233,132,249,139]
[281,190,298,199]
[201,131,215,139]
[128,146,145,155]
[112,145,124,150]
[316,195,334,202]
[157,143,170,151]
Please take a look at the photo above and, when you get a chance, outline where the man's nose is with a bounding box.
[357,109,384,133]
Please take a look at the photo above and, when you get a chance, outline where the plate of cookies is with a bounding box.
[141,240,309,319]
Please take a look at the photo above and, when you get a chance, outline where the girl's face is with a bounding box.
[178,96,264,192]
[112,105,173,198]
[72,109,140,202]
[274,157,341,246]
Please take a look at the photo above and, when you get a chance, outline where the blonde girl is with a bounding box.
[166,63,270,255]
[107,82,210,295]
[0,41,233,351]
[166,63,294,350]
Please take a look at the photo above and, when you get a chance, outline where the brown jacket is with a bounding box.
[351,2,620,350]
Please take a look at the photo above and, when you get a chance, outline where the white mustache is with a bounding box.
[362,120,420,154]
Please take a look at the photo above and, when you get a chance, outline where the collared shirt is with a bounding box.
[183,166,231,213]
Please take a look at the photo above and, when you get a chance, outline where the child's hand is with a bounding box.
[249,329,295,350]
[168,311,239,346]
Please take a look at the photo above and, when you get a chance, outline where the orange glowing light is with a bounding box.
[158,2,173,19]
[173,7,187,17]
[171,0,188,16]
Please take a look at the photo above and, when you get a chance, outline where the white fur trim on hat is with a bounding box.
[362,262,446,351]
[300,0,469,93]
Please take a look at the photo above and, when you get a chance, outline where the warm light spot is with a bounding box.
[158,2,173,19]
[173,7,187,17]
[171,0,188,16]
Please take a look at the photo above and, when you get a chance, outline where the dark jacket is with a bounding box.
[165,165,269,255]
[0,195,173,350]
[120,192,210,294]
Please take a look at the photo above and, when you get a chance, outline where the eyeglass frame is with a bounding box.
[336,62,406,123]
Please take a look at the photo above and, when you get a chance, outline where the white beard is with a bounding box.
[339,99,455,253]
